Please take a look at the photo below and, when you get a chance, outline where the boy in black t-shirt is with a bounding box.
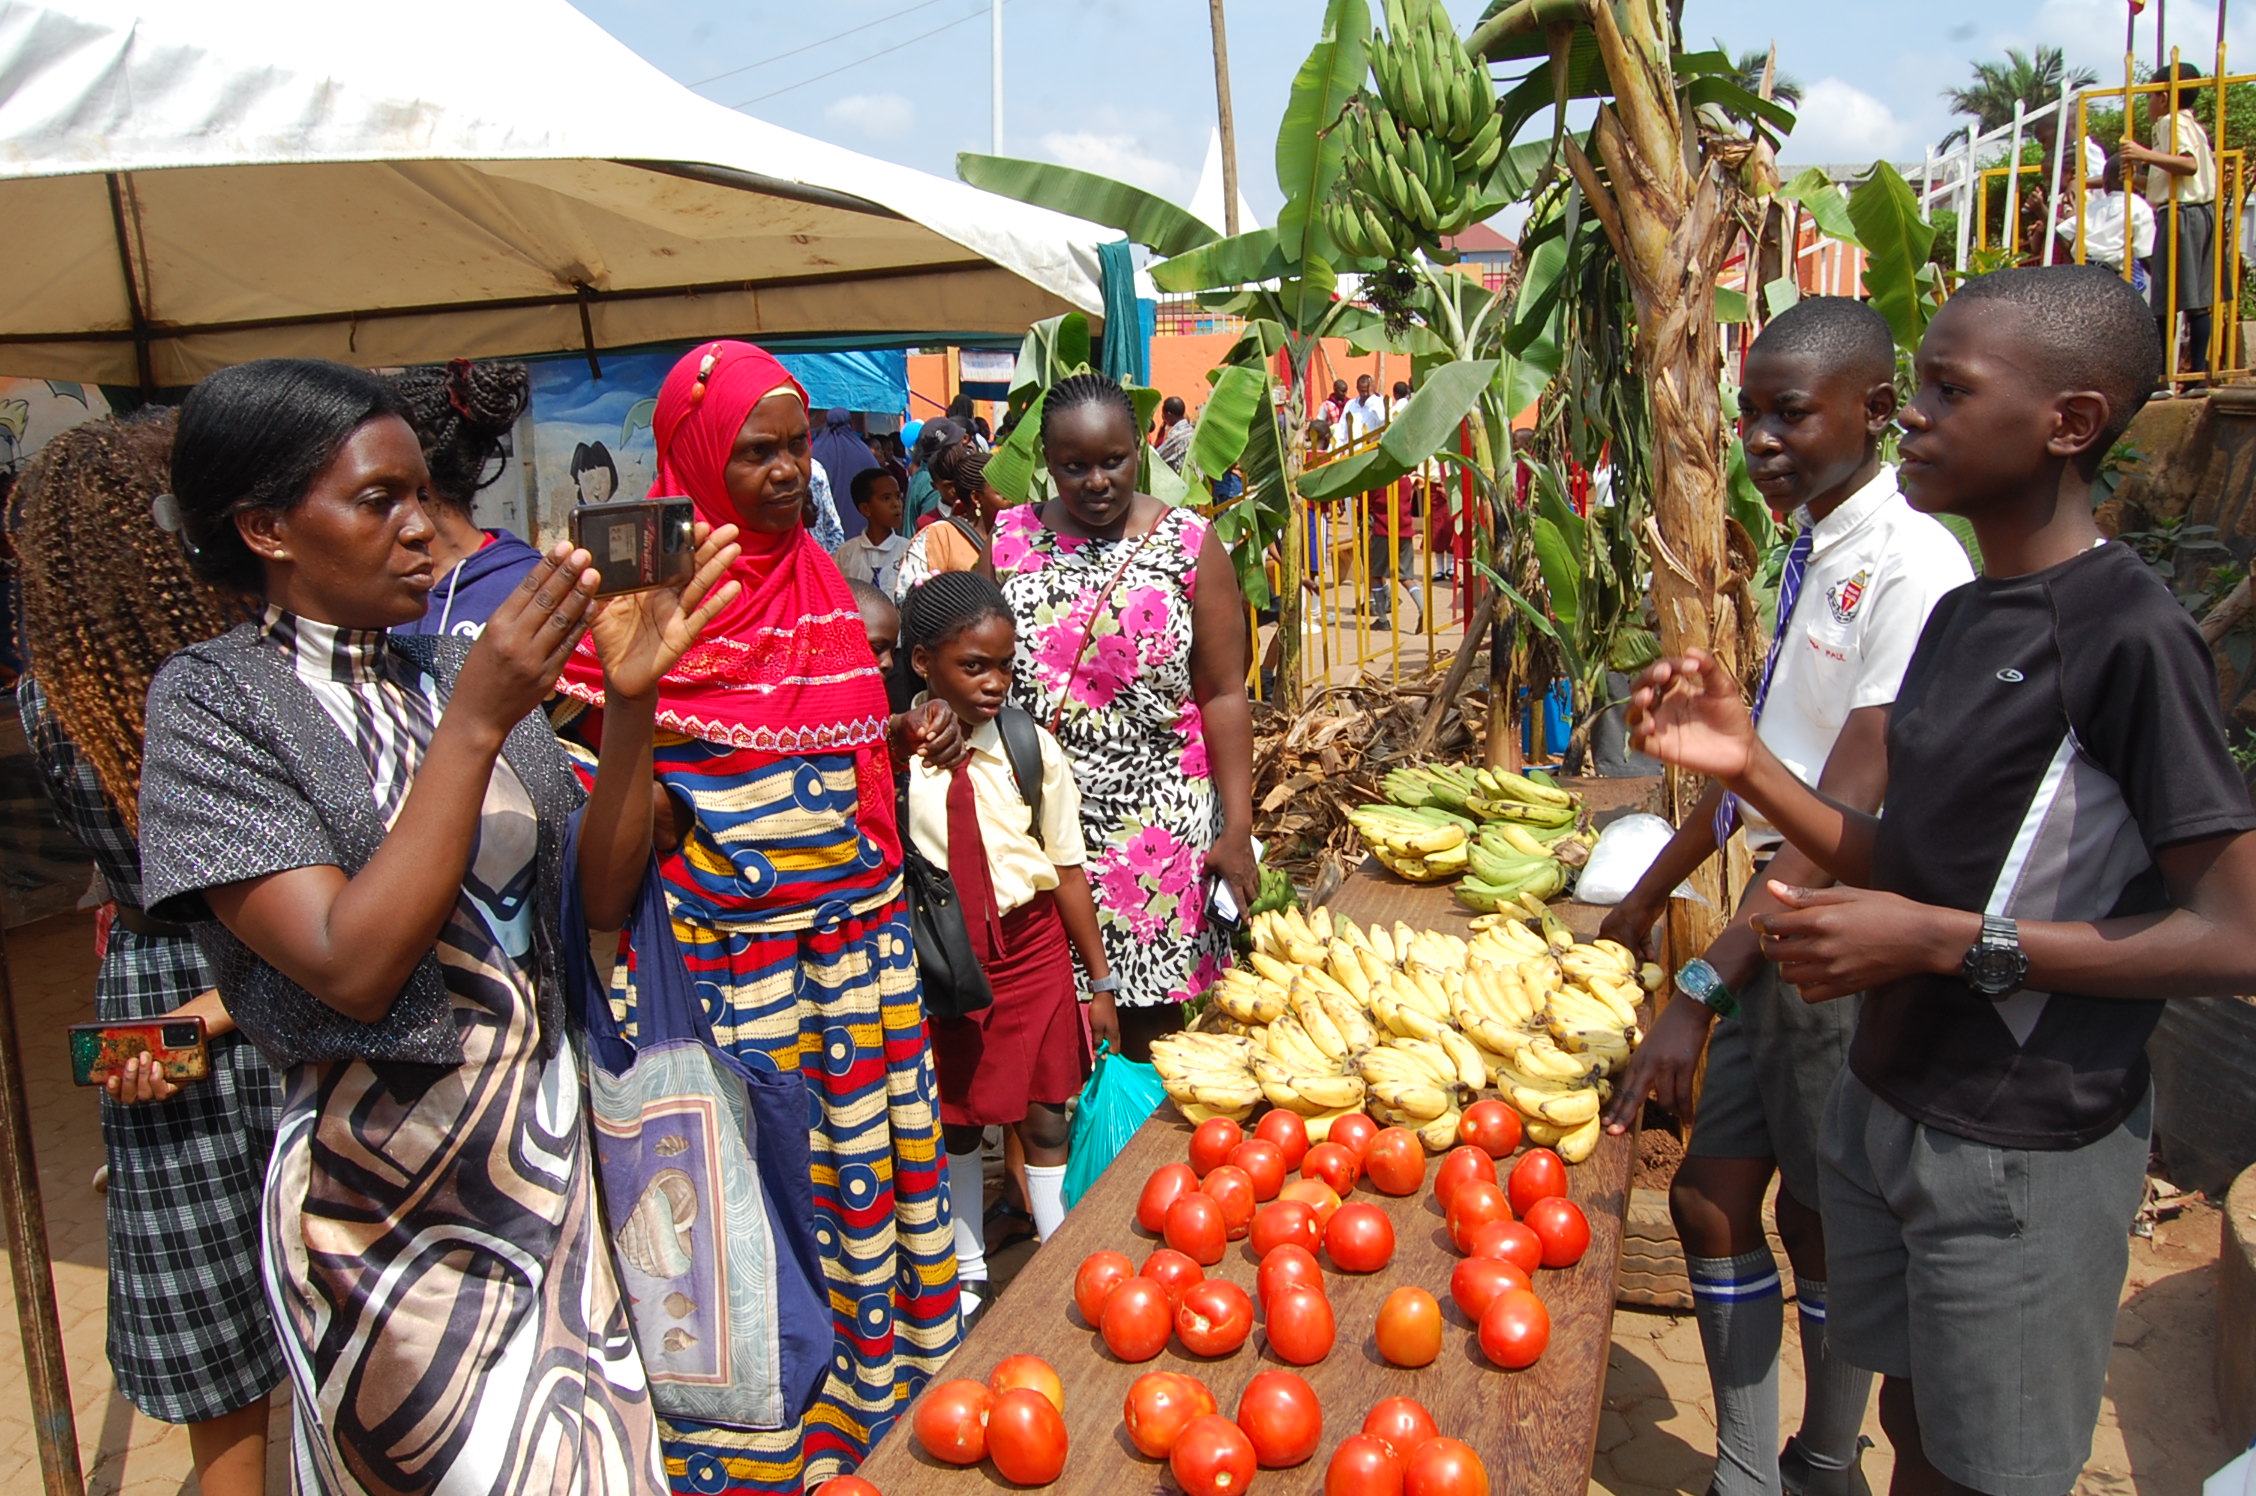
[1627,265,2256,1496]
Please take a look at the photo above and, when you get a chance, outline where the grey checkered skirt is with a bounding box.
[98,926,285,1425]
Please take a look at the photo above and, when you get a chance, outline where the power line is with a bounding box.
[689,0,956,89]
[730,2,998,110]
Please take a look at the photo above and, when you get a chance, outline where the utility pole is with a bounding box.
[1208,0,1241,235]
[991,0,1003,153]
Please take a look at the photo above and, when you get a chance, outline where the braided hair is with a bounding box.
[385,360,531,512]
[900,569,1014,656]
[15,411,242,831]
[930,442,990,505]
[1038,372,1138,448]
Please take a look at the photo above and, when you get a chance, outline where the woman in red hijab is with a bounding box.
[558,341,963,1493]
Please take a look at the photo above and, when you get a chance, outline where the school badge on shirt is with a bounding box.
[1826,569,1869,624]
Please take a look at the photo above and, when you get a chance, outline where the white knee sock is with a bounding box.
[947,1150,988,1301]
[1026,1163,1068,1241]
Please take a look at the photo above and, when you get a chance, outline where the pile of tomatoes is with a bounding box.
[1124,1373,1488,1496]
[910,1354,1071,1487]
[1428,1105,1590,1369]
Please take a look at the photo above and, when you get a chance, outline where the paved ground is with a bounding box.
[0,903,2236,1493]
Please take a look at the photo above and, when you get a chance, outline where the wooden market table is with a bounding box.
[857,778,1659,1496]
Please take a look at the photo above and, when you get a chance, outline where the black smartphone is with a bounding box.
[571,497,696,597]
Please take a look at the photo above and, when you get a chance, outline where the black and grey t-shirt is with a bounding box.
[1859,541,2256,1149]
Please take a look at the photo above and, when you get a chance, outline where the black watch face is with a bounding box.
[1967,945,2026,994]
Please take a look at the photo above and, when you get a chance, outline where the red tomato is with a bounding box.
[1434,1145,1498,1210]
[1374,1285,1443,1368]
[1228,1138,1288,1200]
[1361,1394,1440,1458]
[1203,1164,1257,1240]
[1264,1284,1337,1365]
[1450,1255,1532,1321]
[1466,1219,1543,1276]
[1123,1370,1217,1459]
[1072,1250,1134,1326]
[814,1479,882,1496]
[1190,1115,1245,1177]
[1137,1162,1200,1235]
[1278,1177,1342,1231]
[1175,1278,1255,1357]
[1507,1148,1568,1218]
[1140,1247,1206,1309]
[1327,1110,1379,1161]
[1164,1192,1229,1266]
[1361,1127,1427,1196]
[1446,1179,1512,1252]
[1256,1243,1324,1311]
[1255,1108,1311,1171]
[1302,1141,1361,1196]
[1478,1286,1551,1369]
[912,1378,992,1464]
[1323,1201,1396,1273]
[987,1385,1069,1485]
[988,1353,1064,1413]
[1236,1368,1324,1467]
[1457,1098,1523,1159]
[1100,1277,1175,1362]
[1326,1433,1406,1496]
[1522,1195,1592,1268]
[1171,1414,1258,1496]
[1249,1198,1321,1259]
[1402,1435,1491,1496]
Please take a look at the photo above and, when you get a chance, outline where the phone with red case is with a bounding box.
[69,1017,209,1088]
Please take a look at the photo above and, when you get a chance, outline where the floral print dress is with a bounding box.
[991,504,1230,1009]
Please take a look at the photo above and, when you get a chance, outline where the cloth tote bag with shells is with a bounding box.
[562,822,829,1430]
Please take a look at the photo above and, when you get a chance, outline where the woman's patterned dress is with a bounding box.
[259,615,664,1495]
[991,504,1232,1008]
[583,729,959,1494]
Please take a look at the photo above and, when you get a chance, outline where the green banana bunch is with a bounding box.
[1456,859,1567,912]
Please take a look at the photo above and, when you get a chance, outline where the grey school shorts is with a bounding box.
[1820,1071,2151,1496]
[1685,963,1858,1210]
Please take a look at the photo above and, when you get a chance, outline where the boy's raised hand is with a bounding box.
[587,523,744,702]
[1626,649,1757,781]
[1755,881,1975,1004]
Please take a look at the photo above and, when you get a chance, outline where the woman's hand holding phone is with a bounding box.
[587,522,743,701]
[455,542,600,738]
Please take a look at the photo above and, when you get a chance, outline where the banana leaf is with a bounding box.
[1187,364,1268,485]
[957,154,1220,258]
[1776,166,1861,245]
[1151,228,1289,294]
[1845,162,1939,354]
[986,389,1048,505]
[1298,360,1497,500]
[1530,513,1581,637]
[1273,0,1369,265]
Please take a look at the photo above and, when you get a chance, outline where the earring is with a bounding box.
[273,549,290,560]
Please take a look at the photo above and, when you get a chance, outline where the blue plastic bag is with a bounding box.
[1062,1041,1166,1209]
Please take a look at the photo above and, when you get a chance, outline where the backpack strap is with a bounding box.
[994,706,1046,852]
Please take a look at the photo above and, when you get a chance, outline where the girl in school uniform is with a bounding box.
[900,571,1118,1317]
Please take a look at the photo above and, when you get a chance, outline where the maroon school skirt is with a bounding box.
[931,891,1093,1126]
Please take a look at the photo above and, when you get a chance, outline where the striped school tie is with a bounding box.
[1714,524,1814,849]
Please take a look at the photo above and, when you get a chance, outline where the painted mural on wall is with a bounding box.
[0,379,112,477]
[524,352,673,546]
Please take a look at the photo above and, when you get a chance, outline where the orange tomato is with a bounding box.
[1374,1286,1443,1367]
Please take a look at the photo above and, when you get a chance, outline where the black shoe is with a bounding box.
[985,1201,1036,1252]
[1779,1435,1874,1496]
[958,1282,994,1339]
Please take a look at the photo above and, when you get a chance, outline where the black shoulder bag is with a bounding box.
[899,705,1047,1020]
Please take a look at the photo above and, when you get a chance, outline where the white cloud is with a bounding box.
[824,93,914,141]
[1036,131,1189,197]
[1779,77,1914,165]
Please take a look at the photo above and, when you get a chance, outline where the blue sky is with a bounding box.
[579,0,2254,222]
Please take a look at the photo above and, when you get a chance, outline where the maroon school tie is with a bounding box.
[947,762,1005,959]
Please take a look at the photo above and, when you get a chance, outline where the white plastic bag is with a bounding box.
[1573,812,1704,907]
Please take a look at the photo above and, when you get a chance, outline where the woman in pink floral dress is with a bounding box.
[990,375,1257,1059]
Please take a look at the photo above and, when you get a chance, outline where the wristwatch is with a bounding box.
[1961,914,2028,998]
[1088,975,1121,996]
[1673,958,1738,1019]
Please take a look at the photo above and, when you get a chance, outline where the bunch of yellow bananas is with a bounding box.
[1149,1031,1263,1124]
[1347,802,1475,883]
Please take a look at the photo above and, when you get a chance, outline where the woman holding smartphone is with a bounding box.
[13,411,278,1496]
[989,373,1257,1059]
[139,358,741,1494]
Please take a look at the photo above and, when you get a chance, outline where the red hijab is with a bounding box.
[558,340,897,854]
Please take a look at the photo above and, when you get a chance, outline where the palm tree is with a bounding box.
[1941,45,2098,148]
[1724,44,1802,109]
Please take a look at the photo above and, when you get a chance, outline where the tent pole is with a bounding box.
[574,285,603,381]
[991,0,1003,154]
[0,920,84,1496]
[1208,0,1241,237]
[102,173,155,400]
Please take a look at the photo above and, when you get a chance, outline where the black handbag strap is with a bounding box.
[994,706,1046,852]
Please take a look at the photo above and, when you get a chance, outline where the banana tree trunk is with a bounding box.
[1558,0,1762,974]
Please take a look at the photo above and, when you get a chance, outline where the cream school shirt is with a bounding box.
[906,705,1088,916]
[1744,466,1975,848]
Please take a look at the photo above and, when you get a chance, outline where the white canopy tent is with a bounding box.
[0,0,1114,389]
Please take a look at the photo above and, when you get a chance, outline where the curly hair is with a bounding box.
[14,411,242,831]
[385,359,531,512]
